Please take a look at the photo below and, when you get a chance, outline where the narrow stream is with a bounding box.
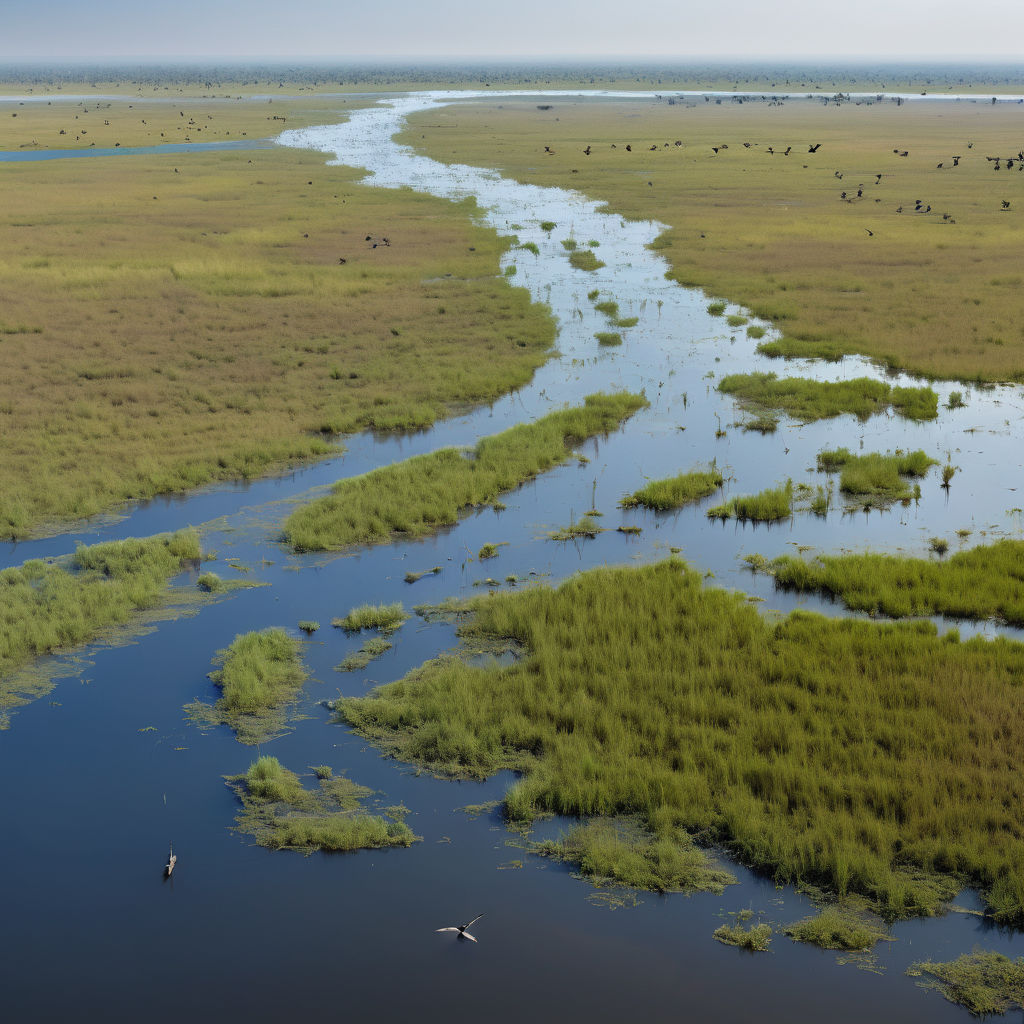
[2,91,1023,1023]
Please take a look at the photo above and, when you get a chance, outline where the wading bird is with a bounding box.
[436,914,484,942]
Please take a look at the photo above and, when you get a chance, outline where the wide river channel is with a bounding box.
[3,90,1023,1022]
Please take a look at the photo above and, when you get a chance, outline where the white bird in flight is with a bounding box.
[436,914,484,942]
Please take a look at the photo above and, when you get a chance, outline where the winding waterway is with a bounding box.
[2,91,1023,1022]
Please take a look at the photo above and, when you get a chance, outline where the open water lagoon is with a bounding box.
[2,90,1023,1021]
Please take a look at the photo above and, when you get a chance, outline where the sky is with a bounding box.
[2,0,1022,61]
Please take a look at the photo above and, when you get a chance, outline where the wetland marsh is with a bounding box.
[2,75,1024,1022]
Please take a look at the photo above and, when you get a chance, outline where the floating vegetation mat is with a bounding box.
[620,469,723,511]
[908,951,1024,1017]
[186,628,309,745]
[227,756,418,853]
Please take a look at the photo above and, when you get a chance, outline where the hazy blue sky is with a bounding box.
[2,0,1021,60]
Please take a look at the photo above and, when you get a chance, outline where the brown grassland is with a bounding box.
[399,97,1024,381]
[0,100,555,538]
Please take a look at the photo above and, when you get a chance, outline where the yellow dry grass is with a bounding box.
[401,97,1024,381]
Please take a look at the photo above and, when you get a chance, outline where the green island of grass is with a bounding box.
[337,558,1024,922]
[1,529,200,727]
[707,480,793,521]
[549,514,604,541]
[283,391,647,552]
[750,539,1024,626]
[336,638,393,673]
[757,337,851,362]
[817,447,937,506]
[784,906,889,951]
[568,249,605,271]
[718,373,938,422]
[332,602,409,634]
[227,755,418,853]
[186,628,309,745]
[909,951,1024,1017]
[713,920,773,952]
[620,468,724,511]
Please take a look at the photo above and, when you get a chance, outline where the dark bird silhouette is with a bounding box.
[952,156,961,166]
[834,171,843,179]
[865,228,874,236]
[712,147,720,154]
[625,144,631,152]
[1002,200,1011,210]
[784,146,792,156]
[808,143,821,153]
[875,174,883,183]
[897,206,903,213]
[544,146,552,153]
[436,914,484,943]
[857,187,863,198]
[649,144,658,151]
[937,163,944,169]
[583,145,591,155]
[767,146,774,155]
[338,257,347,264]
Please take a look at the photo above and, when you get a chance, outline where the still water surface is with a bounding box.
[2,91,1023,1022]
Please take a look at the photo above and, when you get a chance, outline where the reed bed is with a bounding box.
[227,755,418,852]
[757,540,1024,625]
[188,628,308,744]
[339,558,1024,921]
[336,638,392,673]
[784,907,889,951]
[713,921,773,951]
[0,529,199,717]
[620,469,724,511]
[283,391,647,551]
[718,373,938,422]
[332,602,409,633]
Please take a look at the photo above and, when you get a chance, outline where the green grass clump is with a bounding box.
[757,337,849,361]
[595,332,623,346]
[759,540,1024,626]
[568,249,605,272]
[746,325,767,339]
[336,638,393,673]
[549,514,604,541]
[284,392,647,551]
[297,620,320,634]
[478,543,500,560]
[404,566,442,584]
[519,241,540,256]
[561,238,578,251]
[909,951,1024,1016]
[620,469,724,511]
[537,818,733,895]
[189,628,308,745]
[707,480,793,522]
[718,372,938,422]
[0,529,200,723]
[332,602,409,634]
[594,300,619,317]
[196,572,225,592]
[740,413,779,433]
[947,391,966,410]
[726,314,749,328]
[816,448,937,506]
[227,755,418,853]
[707,301,727,316]
[539,221,556,232]
[339,558,1024,920]
[713,921,773,951]
[613,315,639,328]
[785,907,888,951]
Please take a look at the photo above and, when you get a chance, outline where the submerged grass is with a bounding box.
[187,628,308,745]
[718,373,937,422]
[909,951,1024,1016]
[283,391,647,551]
[227,755,418,852]
[549,514,604,541]
[620,468,724,511]
[336,638,393,673]
[339,558,1024,921]
[0,529,199,721]
[816,448,937,506]
[757,540,1024,626]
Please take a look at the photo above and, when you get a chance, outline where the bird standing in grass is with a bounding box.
[436,914,484,942]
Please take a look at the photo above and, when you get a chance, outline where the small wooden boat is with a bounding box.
[165,844,177,878]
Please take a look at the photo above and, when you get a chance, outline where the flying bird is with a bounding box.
[436,914,484,942]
